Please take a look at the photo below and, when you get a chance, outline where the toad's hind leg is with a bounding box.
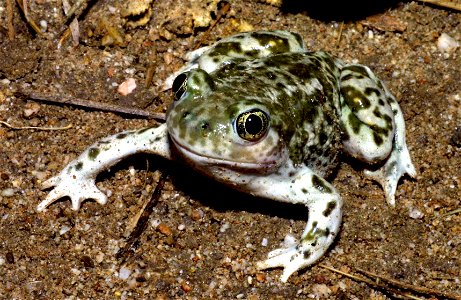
[339,64,416,206]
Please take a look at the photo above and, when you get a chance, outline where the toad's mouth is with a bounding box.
[169,135,283,173]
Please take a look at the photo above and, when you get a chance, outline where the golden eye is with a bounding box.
[236,109,270,142]
[172,73,188,100]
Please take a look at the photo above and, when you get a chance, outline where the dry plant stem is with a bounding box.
[63,0,89,23]
[6,0,15,40]
[415,0,461,11]
[62,0,80,46]
[193,1,231,50]
[1,120,72,131]
[322,263,461,300]
[22,0,28,20]
[336,22,344,48]
[319,264,421,300]
[57,27,71,49]
[441,207,461,217]
[355,267,461,299]
[18,91,166,120]
[116,173,167,261]
[15,0,44,36]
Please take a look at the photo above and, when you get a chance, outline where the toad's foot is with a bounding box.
[256,240,326,282]
[38,174,107,211]
[365,141,416,206]
[37,125,171,212]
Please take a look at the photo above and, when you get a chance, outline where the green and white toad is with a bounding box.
[38,30,416,282]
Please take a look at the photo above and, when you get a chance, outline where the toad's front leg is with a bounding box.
[38,124,171,211]
[245,166,343,282]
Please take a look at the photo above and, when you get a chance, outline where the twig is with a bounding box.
[193,1,231,50]
[336,22,344,48]
[6,0,15,40]
[145,50,157,88]
[320,263,461,299]
[115,173,167,261]
[355,267,461,300]
[16,91,166,121]
[415,0,461,11]
[62,0,80,47]
[441,207,461,217]
[1,120,72,131]
[15,0,44,36]
[319,264,419,299]
[63,0,89,24]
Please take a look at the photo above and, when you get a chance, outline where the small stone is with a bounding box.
[59,225,71,235]
[1,188,15,197]
[117,78,137,96]
[23,102,41,118]
[190,209,203,221]
[437,33,459,53]
[181,282,191,293]
[409,206,424,219]
[81,255,95,268]
[157,222,173,236]
[119,267,132,280]
[256,273,266,282]
[6,252,14,264]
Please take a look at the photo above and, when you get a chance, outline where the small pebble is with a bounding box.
[23,102,41,118]
[1,188,15,197]
[39,20,47,32]
[6,252,14,264]
[261,237,268,247]
[157,222,173,236]
[181,282,192,293]
[219,222,230,233]
[437,33,459,53]
[81,255,95,268]
[117,78,137,96]
[409,206,424,219]
[59,225,71,235]
[119,267,132,280]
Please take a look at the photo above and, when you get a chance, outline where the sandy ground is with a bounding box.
[0,0,460,299]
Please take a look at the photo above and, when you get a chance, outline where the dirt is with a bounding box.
[0,1,460,299]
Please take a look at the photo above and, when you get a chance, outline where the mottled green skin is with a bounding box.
[167,51,344,176]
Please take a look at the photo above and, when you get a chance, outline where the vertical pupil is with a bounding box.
[245,114,262,135]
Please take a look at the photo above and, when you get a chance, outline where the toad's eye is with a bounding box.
[236,109,270,142]
[172,73,188,100]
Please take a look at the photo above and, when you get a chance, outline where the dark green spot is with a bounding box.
[364,87,381,97]
[323,201,337,217]
[341,86,371,111]
[312,175,332,193]
[88,148,100,161]
[348,113,362,134]
[75,162,83,171]
[373,132,384,146]
[137,127,151,134]
[301,188,308,194]
[116,133,127,139]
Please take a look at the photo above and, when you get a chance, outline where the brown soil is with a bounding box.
[1,1,460,299]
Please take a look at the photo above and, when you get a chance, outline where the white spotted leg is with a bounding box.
[224,163,343,282]
[38,124,171,211]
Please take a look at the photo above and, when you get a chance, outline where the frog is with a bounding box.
[37,30,416,282]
